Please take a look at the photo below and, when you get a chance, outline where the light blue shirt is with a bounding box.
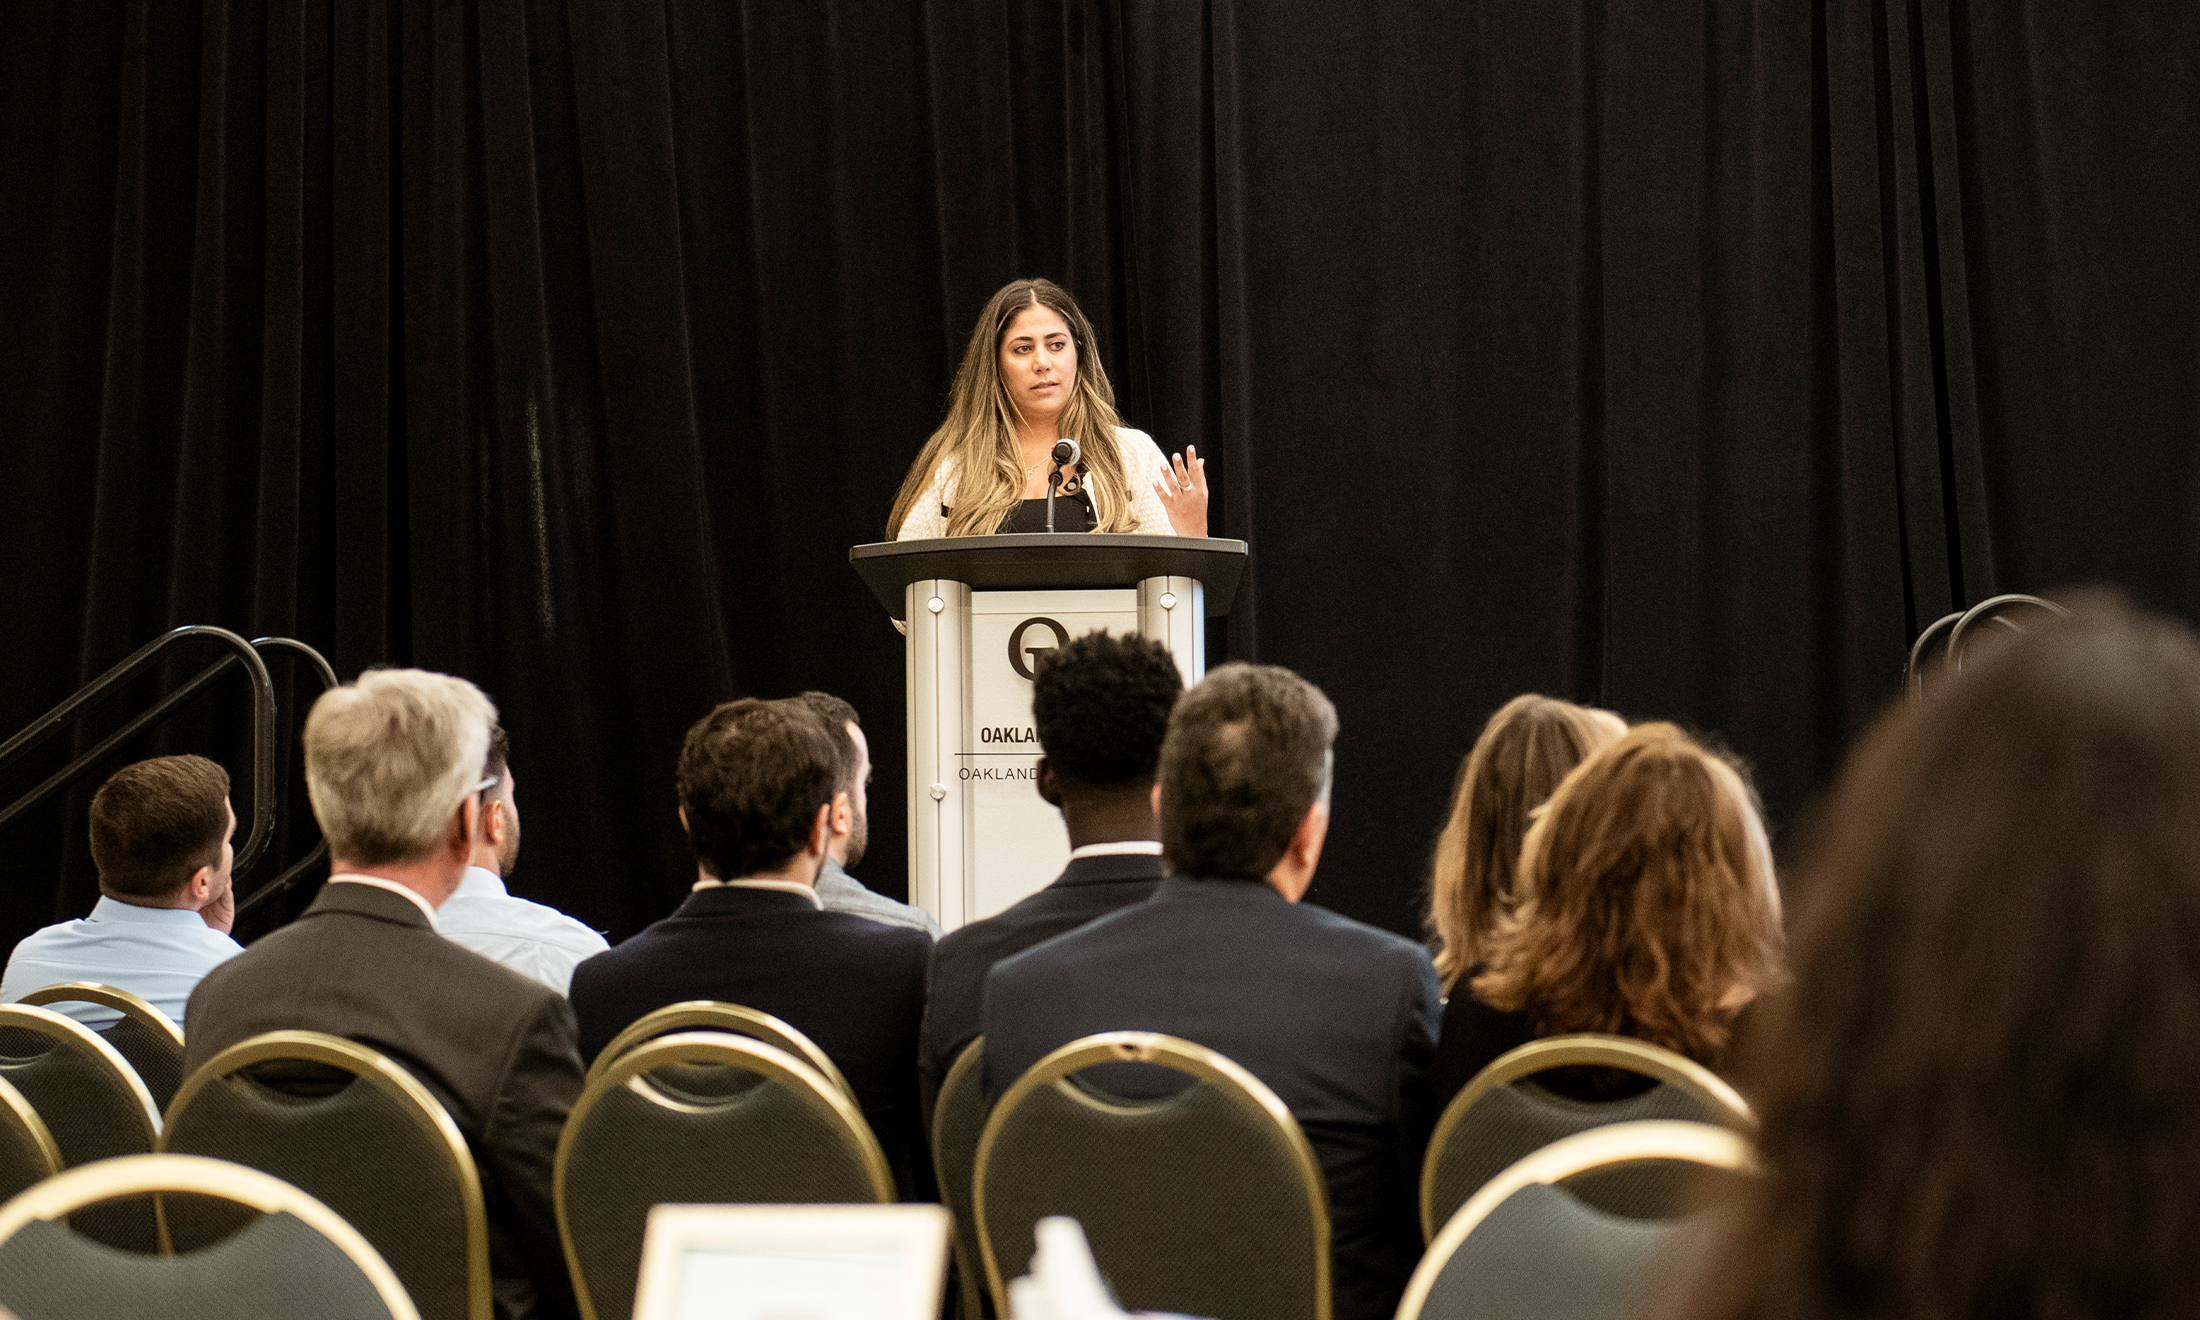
[1,895,243,1030]
[437,866,608,996]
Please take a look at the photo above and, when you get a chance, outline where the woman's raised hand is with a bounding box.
[1154,445,1209,537]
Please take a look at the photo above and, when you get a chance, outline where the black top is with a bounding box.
[1432,990,1660,1109]
[567,886,934,1199]
[994,491,1095,533]
[982,877,1442,1320]
[916,850,1168,1124]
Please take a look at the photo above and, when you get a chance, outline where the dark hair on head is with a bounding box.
[1032,631,1183,792]
[795,691,862,793]
[89,755,231,899]
[1472,723,1782,1063]
[1676,593,2200,1320]
[483,724,511,783]
[1427,695,1627,990]
[1159,663,1337,880]
[677,698,839,881]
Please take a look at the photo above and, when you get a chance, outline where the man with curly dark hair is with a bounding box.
[916,629,1184,1119]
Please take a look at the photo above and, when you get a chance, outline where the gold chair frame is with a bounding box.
[931,1036,987,1320]
[1397,1119,1755,1320]
[0,1152,422,1320]
[555,1031,894,1320]
[17,982,185,1049]
[159,1030,492,1320]
[973,1031,1332,1320]
[585,1000,855,1099]
[0,1075,63,1187]
[1420,1033,1755,1239]
[0,1003,163,1149]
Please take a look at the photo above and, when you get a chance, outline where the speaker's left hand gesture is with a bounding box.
[1154,445,1209,537]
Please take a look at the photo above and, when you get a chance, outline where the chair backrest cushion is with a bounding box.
[0,1020,158,1250]
[99,1015,185,1113]
[0,1209,401,1320]
[563,1068,883,1320]
[1429,1079,1714,1226]
[1420,1183,1712,1320]
[162,1064,472,1320]
[980,1075,1322,1320]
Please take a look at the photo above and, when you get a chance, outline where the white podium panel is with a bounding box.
[906,581,1203,931]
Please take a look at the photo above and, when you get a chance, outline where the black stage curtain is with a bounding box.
[2,0,2194,951]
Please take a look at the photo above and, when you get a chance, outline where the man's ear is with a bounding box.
[831,788,854,836]
[1150,782,1163,816]
[484,798,508,847]
[678,805,688,832]
[809,801,833,857]
[450,795,480,853]
[185,864,214,905]
[1035,758,1062,808]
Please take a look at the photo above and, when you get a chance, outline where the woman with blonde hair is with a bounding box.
[1432,722,1784,1105]
[889,278,1208,539]
[1426,694,1627,991]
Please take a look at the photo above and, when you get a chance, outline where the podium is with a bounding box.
[850,534,1248,931]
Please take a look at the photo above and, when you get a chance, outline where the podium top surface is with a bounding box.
[849,534,1248,620]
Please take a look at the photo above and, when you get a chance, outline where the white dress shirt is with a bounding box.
[1,895,242,1030]
[435,866,609,996]
[1067,840,1165,860]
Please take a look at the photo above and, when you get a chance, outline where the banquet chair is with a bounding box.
[556,1031,892,1320]
[932,1037,989,1319]
[0,1153,420,1320]
[975,1031,1328,1320]
[159,1030,489,1320]
[17,982,188,1113]
[1398,1120,1752,1320]
[0,1077,62,1204]
[1421,1034,1753,1238]
[583,1000,855,1099]
[0,1003,163,1249]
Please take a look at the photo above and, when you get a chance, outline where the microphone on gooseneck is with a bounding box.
[1051,438,1080,468]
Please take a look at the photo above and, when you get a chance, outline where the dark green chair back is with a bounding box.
[18,982,188,1113]
[0,1076,63,1203]
[556,1031,894,1320]
[931,1036,989,1319]
[975,1031,1330,1320]
[584,999,856,1099]
[1421,1034,1754,1237]
[0,1004,163,1250]
[1399,1120,1749,1320]
[158,1030,490,1320]
[0,1152,421,1320]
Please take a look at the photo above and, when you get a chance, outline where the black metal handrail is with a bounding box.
[0,627,340,913]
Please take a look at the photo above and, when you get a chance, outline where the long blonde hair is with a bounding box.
[1472,723,1784,1063]
[888,279,1136,538]
[1427,695,1626,990]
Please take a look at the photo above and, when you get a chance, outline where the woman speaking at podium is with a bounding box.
[888,278,1209,539]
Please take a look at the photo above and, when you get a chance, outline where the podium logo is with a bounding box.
[1008,617,1071,680]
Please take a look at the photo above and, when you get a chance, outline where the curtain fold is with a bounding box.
[1,0,2193,946]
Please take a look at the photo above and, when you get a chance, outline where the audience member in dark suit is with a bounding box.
[918,630,1183,1120]
[1431,723,1784,1108]
[567,697,932,1197]
[184,669,582,1320]
[981,663,1441,1320]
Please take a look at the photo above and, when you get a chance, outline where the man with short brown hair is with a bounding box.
[2,754,241,1028]
[569,697,933,1196]
[981,663,1441,1320]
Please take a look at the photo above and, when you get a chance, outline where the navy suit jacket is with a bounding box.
[917,849,1168,1123]
[981,876,1442,1320]
[567,885,933,1197]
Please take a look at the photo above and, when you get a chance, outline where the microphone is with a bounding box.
[1051,438,1080,468]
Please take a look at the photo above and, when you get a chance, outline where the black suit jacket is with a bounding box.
[981,877,1442,1320]
[183,881,583,1320]
[567,885,933,1197]
[917,849,1167,1122]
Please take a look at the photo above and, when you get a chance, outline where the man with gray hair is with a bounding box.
[980,663,1441,1320]
[185,668,583,1320]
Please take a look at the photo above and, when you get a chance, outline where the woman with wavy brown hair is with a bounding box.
[889,278,1208,539]
[1431,722,1784,1106]
[1426,694,1627,991]
[1672,597,2200,1320]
